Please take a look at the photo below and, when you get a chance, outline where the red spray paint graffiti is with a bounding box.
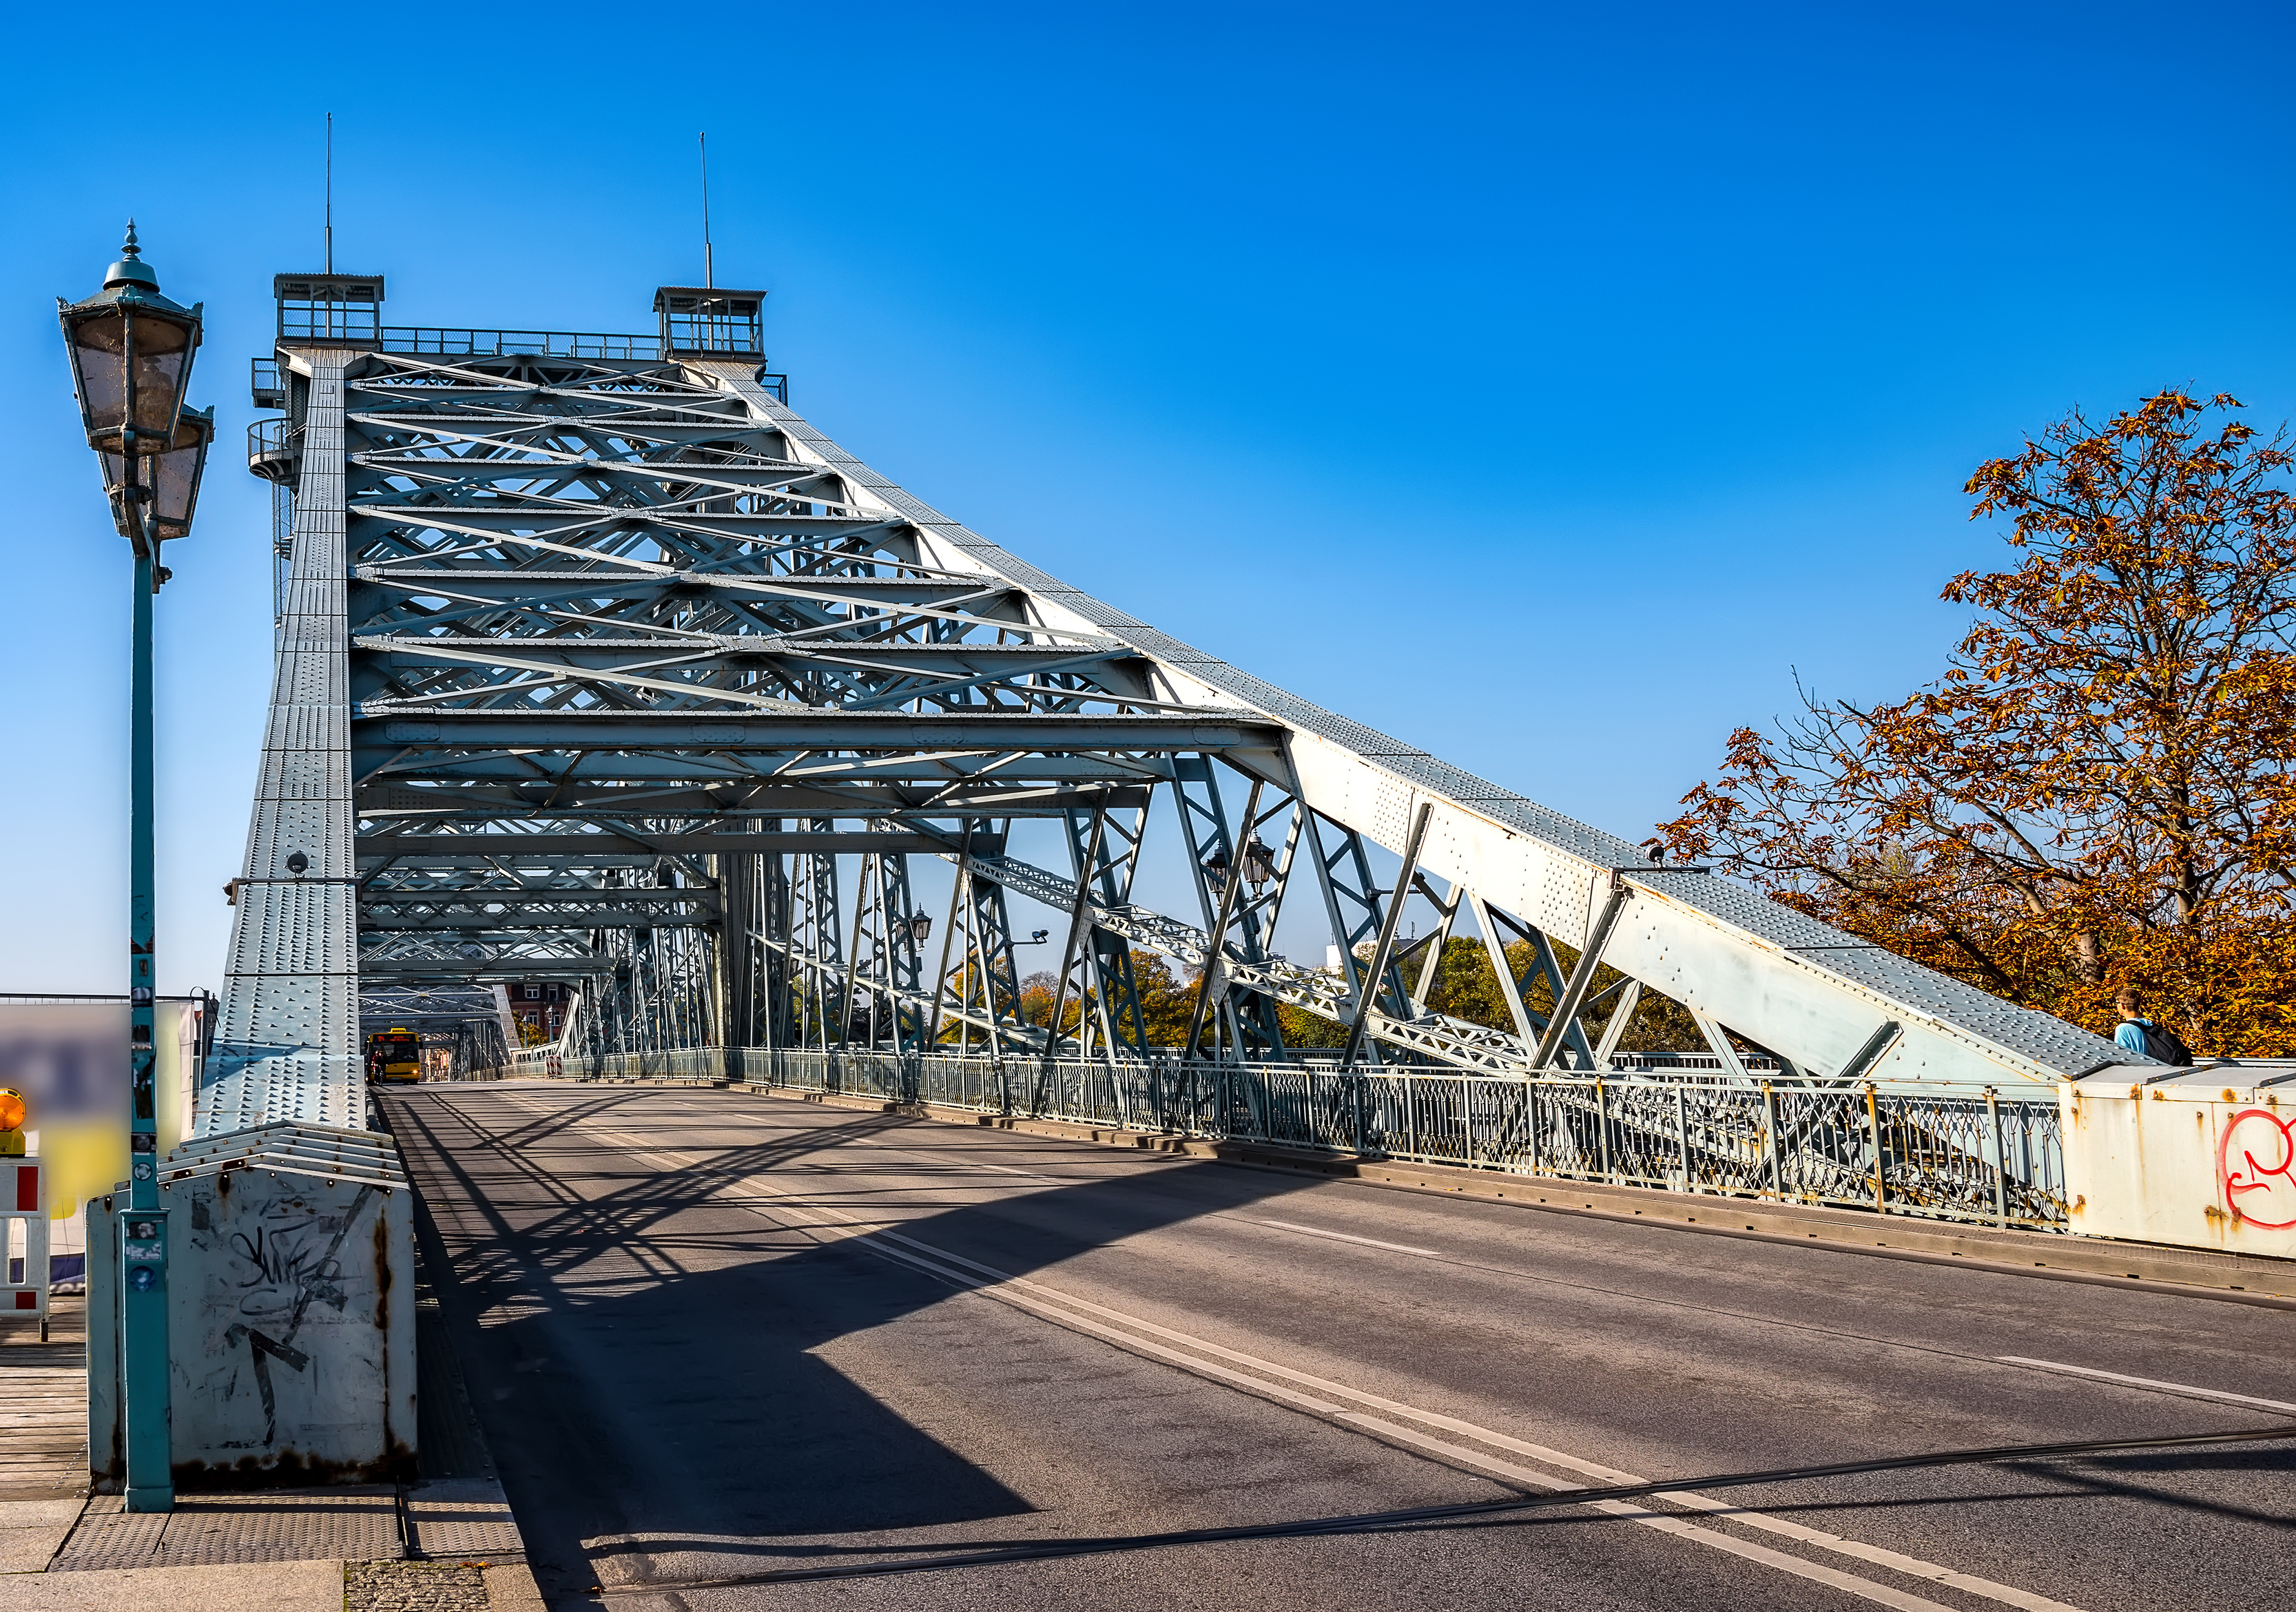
[2220,1108,2296,1230]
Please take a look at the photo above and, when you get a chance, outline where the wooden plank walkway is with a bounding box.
[0,1297,87,1500]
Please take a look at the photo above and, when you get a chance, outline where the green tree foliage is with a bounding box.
[1657,390,2296,1055]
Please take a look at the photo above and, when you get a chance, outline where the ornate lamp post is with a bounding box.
[57,223,209,1516]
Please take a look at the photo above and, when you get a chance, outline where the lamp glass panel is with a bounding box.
[68,306,198,445]
[129,332,192,438]
[67,317,129,437]
[96,412,211,539]
[151,435,208,536]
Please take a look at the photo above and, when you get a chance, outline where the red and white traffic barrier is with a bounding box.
[3,1158,49,1320]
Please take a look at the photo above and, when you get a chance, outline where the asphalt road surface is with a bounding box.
[378,1081,2296,1612]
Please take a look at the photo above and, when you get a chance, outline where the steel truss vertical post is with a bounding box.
[1301,809,1403,1065]
[927,821,974,1053]
[963,858,1026,1068]
[1340,803,1432,1073]
[1186,777,1264,1058]
[1172,757,1290,1058]
[877,850,924,1053]
[840,852,872,1051]
[1042,807,1109,1064]
[1060,802,1150,1065]
[760,820,790,1053]
[794,826,841,1051]
[714,844,759,1054]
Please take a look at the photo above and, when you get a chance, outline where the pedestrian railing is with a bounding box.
[504,1046,2069,1232]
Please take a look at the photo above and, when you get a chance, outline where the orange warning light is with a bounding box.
[0,1089,23,1133]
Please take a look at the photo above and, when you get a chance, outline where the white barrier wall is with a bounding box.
[2062,1071,2296,1257]
[88,1123,415,1487]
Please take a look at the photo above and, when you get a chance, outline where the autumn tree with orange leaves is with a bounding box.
[1655,391,2296,1057]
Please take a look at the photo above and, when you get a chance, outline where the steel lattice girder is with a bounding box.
[207,322,2133,1133]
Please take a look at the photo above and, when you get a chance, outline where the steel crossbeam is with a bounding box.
[203,275,2132,1142]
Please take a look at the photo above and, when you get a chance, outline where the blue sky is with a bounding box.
[1,2,2290,993]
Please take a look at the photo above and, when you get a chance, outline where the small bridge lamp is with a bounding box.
[1239,836,1277,895]
[1201,845,1231,895]
[907,913,933,947]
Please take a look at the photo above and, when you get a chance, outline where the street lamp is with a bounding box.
[58,223,208,1518]
[59,224,203,458]
[906,913,933,947]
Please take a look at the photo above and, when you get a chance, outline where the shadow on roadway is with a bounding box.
[380,1085,1328,1597]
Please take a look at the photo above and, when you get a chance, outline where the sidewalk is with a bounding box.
[3,1286,544,1610]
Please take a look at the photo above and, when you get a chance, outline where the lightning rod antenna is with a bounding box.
[700,131,713,289]
[324,112,334,275]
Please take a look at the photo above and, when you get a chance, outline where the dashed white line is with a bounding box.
[1997,1356,2296,1416]
[1251,1217,1445,1258]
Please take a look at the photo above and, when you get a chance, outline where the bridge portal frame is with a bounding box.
[207,284,2140,1143]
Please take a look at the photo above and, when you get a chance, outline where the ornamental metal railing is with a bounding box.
[365,326,794,399]
[378,326,659,360]
[503,1046,2067,1231]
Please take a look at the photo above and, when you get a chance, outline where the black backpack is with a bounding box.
[2123,1019,2195,1067]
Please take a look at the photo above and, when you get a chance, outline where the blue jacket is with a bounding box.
[2114,1018,2154,1057]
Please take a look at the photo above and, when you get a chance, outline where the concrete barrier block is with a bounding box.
[2062,1077,2296,1257]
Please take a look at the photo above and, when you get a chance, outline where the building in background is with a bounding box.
[507,982,572,1048]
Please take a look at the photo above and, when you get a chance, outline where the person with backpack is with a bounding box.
[2114,986,2195,1066]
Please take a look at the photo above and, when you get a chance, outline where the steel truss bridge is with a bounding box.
[196,269,2134,1208]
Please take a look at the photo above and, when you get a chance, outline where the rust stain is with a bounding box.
[375,1212,395,1462]
[172,1444,416,1491]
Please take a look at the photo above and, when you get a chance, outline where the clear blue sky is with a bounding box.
[1,2,2289,994]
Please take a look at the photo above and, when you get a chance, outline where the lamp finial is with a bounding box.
[103,221,161,293]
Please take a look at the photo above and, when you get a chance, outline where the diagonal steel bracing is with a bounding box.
[206,282,2131,1136]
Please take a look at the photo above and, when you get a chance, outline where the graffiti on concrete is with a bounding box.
[2220,1108,2296,1231]
[216,1184,378,1444]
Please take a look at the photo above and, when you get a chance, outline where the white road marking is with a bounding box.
[552,1105,2081,1612]
[1997,1356,2296,1416]
[1252,1217,1445,1258]
[853,1141,1059,1182]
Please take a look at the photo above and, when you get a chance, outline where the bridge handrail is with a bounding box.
[485,1047,2068,1232]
